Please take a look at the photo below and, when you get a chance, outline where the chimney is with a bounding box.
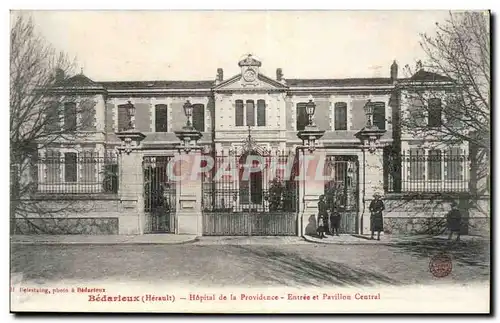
[390,60,398,83]
[217,68,223,82]
[55,68,65,83]
[276,68,283,81]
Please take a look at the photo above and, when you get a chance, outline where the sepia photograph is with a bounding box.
[9,9,491,314]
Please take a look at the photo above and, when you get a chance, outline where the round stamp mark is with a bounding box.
[429,252,453,278]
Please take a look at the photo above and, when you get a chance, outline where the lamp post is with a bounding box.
[175,99,202,153]
[183,100,194,129]
[305,99,316,127]
[363,99,375,129]
[125,100,136,130]
[297,98,324,153]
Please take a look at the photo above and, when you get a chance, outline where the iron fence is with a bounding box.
[386,151,469,193]
[36,152,119,194]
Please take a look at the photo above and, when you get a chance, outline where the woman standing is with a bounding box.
[317,195,328,239]
[369,193,385,240]
[446,200,462,242]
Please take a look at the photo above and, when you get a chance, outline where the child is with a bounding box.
[317,215,327,239]
[330,208,341,236]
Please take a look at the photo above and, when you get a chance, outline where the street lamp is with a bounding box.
[183,100,193,128]
[305,99,316,127]
[125,100,136,130]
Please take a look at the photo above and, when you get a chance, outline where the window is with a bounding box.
[257,100,266,126]
[428,149,442,180]
[246,100,255,126]
[45,101,61,132]
[334,102,347,130]
[409,148,425,180]
[372,102,386,130]
[117,104,129,131]
[81,151,96,183]
[446,148,464,181]
[408,98,426,127]
[155,104,168,132]
[64,152,77,182]
[46,150,61,183]
[296,103,308,131]
[428,98,442,127]
[64,102,77,131]
[192,104,205,132]
[235,100,244,126]
[235,99,266,127]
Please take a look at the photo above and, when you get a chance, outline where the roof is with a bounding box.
[408,69,453,82]
[100,80,215,90]
[56,73,103,88]
[286,78,394,88]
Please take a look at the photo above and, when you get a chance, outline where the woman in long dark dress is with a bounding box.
[317,195,328,239]
[446,201,462,242]
[369,193,385,240]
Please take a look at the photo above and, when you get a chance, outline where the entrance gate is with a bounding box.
[324,156,359,234]
[202,150,298,236]
[143,156,176,233]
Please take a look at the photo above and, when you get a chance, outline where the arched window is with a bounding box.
[246,100,255,126]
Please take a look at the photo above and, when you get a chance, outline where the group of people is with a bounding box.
[316,192,463,241]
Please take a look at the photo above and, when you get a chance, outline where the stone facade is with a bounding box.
[17,55,489,237]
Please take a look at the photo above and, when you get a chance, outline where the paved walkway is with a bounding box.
[10,234,198,245]
[10,233,488,246]
[303,233,489,245]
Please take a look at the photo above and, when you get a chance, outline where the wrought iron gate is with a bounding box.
[324,155,360,234]
[202,150,299,236]
[143,156,176,233]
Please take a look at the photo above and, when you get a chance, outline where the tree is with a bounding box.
[10,13,95,232]
[400,11,490,197]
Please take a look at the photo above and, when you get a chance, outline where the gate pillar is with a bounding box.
[174,149,203,236]
[361,147,385,235]
[299,150,328,237]
[116,130,146,235]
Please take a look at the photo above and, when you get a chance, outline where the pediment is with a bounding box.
[213,73,288,92]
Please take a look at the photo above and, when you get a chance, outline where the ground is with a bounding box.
[10,237,490,287]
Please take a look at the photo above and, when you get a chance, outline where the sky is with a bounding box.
[21,10,451,82]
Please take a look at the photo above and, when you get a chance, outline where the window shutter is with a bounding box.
[235,100,244,126]
[428,98,442,127]
[155,104,168,132]
[296,103,308,131]
[428,149,442,180]
[257,100,266,126]
[45,101,60,132]
[409,98,426,127]
[82,151,96,183]
[192,104,205,132]
[334,102,347,130]
[446,147,463,180]
[64,152,78,182]
[372,102,385,130]
[118,105,129,131]
[80,100,96,130]
[409,148,425,180]
[64,102,77,131]
[246,100,255,126]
